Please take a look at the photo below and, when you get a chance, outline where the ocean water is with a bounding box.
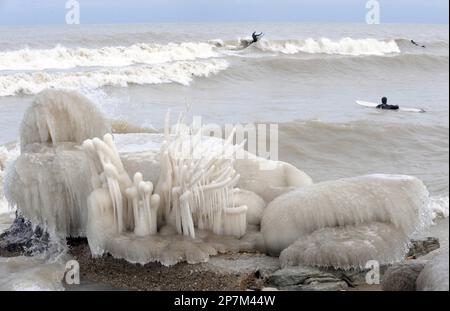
[0,23,448,289]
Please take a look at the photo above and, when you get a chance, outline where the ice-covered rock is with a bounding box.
[4,90,437,272]
[235,156,313,203]
[262,174,433,269]
[231,189,266,225]
[20,89,110,152]
[5,145,92,237]
[5,90,110,237]
[416,248,449,291]
[381,260,427,291]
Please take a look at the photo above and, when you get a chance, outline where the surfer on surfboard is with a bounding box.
[376,97,399,110]
[251,32,264,44]
[411,40,426,48]
[356,100,425,113]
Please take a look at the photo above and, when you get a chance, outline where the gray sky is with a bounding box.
[0,0,448,25]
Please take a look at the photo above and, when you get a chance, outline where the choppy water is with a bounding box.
[1,23,448,193]
[0,23,448,290]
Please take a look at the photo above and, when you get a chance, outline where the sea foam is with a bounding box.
[0,42,219,71]
[0,59,229,97]
[257,38,401,56]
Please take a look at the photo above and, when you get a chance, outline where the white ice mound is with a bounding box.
[231,189,266,225]
[235,155,313,203]
[20,89,110,152]
[416,248,449,291]
[5,90,111,236]
[5,145,160,237]
[261,174,433,269]
[5,145,92,236]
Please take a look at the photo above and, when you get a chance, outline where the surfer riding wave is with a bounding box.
[252,32,264,44]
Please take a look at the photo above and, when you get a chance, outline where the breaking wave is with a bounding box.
[255,38,401,56]
[0,37,426,72]
[0,42,219,71]
[0,59,229,97]
[0,37,447,97]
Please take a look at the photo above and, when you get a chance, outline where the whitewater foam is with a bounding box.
[0,256,66,291]
[429,195,449,219]
[257,38,401,56]
[0,38,403,74]
[0,59,229,96]
[0,42,219,71]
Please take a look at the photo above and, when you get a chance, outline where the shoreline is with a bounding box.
[1,220,445,291]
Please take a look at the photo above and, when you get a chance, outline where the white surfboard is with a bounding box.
[240,33,265,49]
[356,100,426,113]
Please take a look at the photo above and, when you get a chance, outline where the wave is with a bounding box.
[0,37,447,97]
[252,37,447,56]
[214,53,449,84]
[1,37,441,72]
[254,38,401,56]
[0,59,228,97]
[0,42,219,71]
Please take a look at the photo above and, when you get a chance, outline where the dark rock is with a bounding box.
[0,215,49,256]
[381,260,427,291]
[331,266,389,287]
[408,238,440,258]
[267,266,348,291]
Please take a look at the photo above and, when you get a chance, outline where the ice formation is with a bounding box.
[416,248,449,291]
[5,90,110,237]
[20,89,110,152]
[234,156,313,203]
[155,113,247,239]
[4,89,435,269]
[83,134,160,236]
[83,134,164,255]
[83,113,261,264]
[262,174,433,269]
[5,147,92,236]
[231,189,266,226]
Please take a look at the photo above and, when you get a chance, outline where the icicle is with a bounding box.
[84,135,159,237]
[103,163,123,233]
[180,191,195,238]
[223,205,248,238]
[156,113,246,238]
[149,194,160,234]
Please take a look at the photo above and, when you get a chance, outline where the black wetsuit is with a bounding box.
[376,103,399,110]
[411,40,426,48]
[252,32,263,43]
